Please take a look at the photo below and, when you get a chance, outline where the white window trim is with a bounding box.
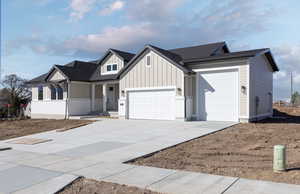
[102,71,118,75]
[50,85,64,101]
[103,64,119,75]
[106,64,118,71]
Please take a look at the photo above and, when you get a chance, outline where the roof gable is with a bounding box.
[119,45,192,78]
[96,49,135,65]
[48,69,67,82]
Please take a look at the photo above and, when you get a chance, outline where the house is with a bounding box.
[27,42,279,122]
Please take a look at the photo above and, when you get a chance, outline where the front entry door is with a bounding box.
[107,85,116,110]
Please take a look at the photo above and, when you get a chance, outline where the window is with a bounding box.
[106,64,118,72]
[38,86,43,100]
[57,86,64,100]
[146,55,151,67]
[50,85,56,100]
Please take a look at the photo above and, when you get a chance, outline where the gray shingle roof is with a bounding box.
[27,42,279,84]
[26,73,48,84]
[183,48,279,71]
[169,42,228,60]
[54,60,98,82]
[110,49,135,62]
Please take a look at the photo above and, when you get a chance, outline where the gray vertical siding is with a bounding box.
[69,82,91,98]
[184,75,196,114]
[249,55,273,117]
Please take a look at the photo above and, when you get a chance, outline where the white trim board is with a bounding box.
[125,86,177,92]
[192,66,240,72]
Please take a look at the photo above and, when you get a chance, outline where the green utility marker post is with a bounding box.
[273,145,286,172]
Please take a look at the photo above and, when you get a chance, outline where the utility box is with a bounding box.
[273,145,286,172]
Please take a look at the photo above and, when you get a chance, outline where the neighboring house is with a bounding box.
[27,42,279,122]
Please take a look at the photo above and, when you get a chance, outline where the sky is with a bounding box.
[1,0,300,101]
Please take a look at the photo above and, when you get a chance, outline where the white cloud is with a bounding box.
[100,0,124,16]
[63,23,157,54]
[293,73,300,84]
[126,0,186,22]
[69,0,96,21]
[274,71,287,80]
[272,44,300,100]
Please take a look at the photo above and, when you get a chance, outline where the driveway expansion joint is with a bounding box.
[145,170,178,189]
[221,177,240,194]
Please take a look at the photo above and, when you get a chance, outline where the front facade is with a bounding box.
[28,42,278,122]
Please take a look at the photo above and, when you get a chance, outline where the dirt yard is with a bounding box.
[0,119,94,140]
[132,106,300,185]
[59,178,160,194]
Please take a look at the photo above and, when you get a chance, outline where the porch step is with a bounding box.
[101,111,119,117]
[69,111,119,120]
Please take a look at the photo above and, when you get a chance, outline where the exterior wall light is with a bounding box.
[121,90,125,97]
[177,88,182,95]
[241,86,246,94]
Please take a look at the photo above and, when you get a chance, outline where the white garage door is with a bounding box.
[198,69,239,122]
[128,89,175,120]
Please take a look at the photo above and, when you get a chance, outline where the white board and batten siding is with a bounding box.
[189,59,250,122]
[101,53,124,75]
[119,50,185,120]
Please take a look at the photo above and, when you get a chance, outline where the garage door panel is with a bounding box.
[128,89,175,120]
[198,69,238,122]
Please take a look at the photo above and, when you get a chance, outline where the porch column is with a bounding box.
[103,83,107,112]
[91,84,95,112]
[196,72,200,120]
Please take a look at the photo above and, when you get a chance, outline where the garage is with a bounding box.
[197,69,239,122]
[128,89,176,120]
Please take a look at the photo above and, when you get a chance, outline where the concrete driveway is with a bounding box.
[0,119,235,155]
[1,119,299,194]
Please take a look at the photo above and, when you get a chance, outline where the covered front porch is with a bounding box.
[90,81,119,115]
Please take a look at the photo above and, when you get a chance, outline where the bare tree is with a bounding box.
[1,74,31,116]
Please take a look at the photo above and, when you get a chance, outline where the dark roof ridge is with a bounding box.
[184,48,269,62]
[168,41,226,51]
[109,48,135,55]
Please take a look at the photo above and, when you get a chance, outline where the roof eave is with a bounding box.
[183,55,253,64]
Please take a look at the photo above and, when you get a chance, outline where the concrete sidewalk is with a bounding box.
[0,119,299,194]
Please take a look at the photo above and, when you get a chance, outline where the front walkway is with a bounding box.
[0,119,299,194]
